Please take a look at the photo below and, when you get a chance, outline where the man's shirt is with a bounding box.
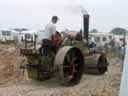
[44,22,56,40]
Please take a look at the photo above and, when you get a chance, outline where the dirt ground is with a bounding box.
[0,43,122,96]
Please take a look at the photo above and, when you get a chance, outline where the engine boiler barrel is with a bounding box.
[84,53,108,74]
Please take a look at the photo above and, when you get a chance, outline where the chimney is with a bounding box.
[82,9,89,42]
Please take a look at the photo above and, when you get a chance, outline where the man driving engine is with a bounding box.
[45,16,59,40]
[41,16,60,55]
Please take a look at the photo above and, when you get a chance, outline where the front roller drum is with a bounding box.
[84,53,108,75]
[54,46,84,86]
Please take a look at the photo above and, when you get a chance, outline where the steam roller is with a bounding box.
[20,10,109,86]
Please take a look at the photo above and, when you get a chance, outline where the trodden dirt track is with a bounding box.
[0,44,121,96]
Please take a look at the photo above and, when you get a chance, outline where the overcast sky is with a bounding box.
[0,0,127,32]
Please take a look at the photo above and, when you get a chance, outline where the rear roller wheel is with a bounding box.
[54,46,84,86]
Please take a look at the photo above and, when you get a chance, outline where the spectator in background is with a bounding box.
[120,44,125,59]
[120,43,125,72]
[120,39,126,60]
[89,39,96,53]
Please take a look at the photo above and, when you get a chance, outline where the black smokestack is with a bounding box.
[82,8,89,42]
[83,14,89,42]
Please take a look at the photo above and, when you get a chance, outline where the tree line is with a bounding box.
[90,27,128,35]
